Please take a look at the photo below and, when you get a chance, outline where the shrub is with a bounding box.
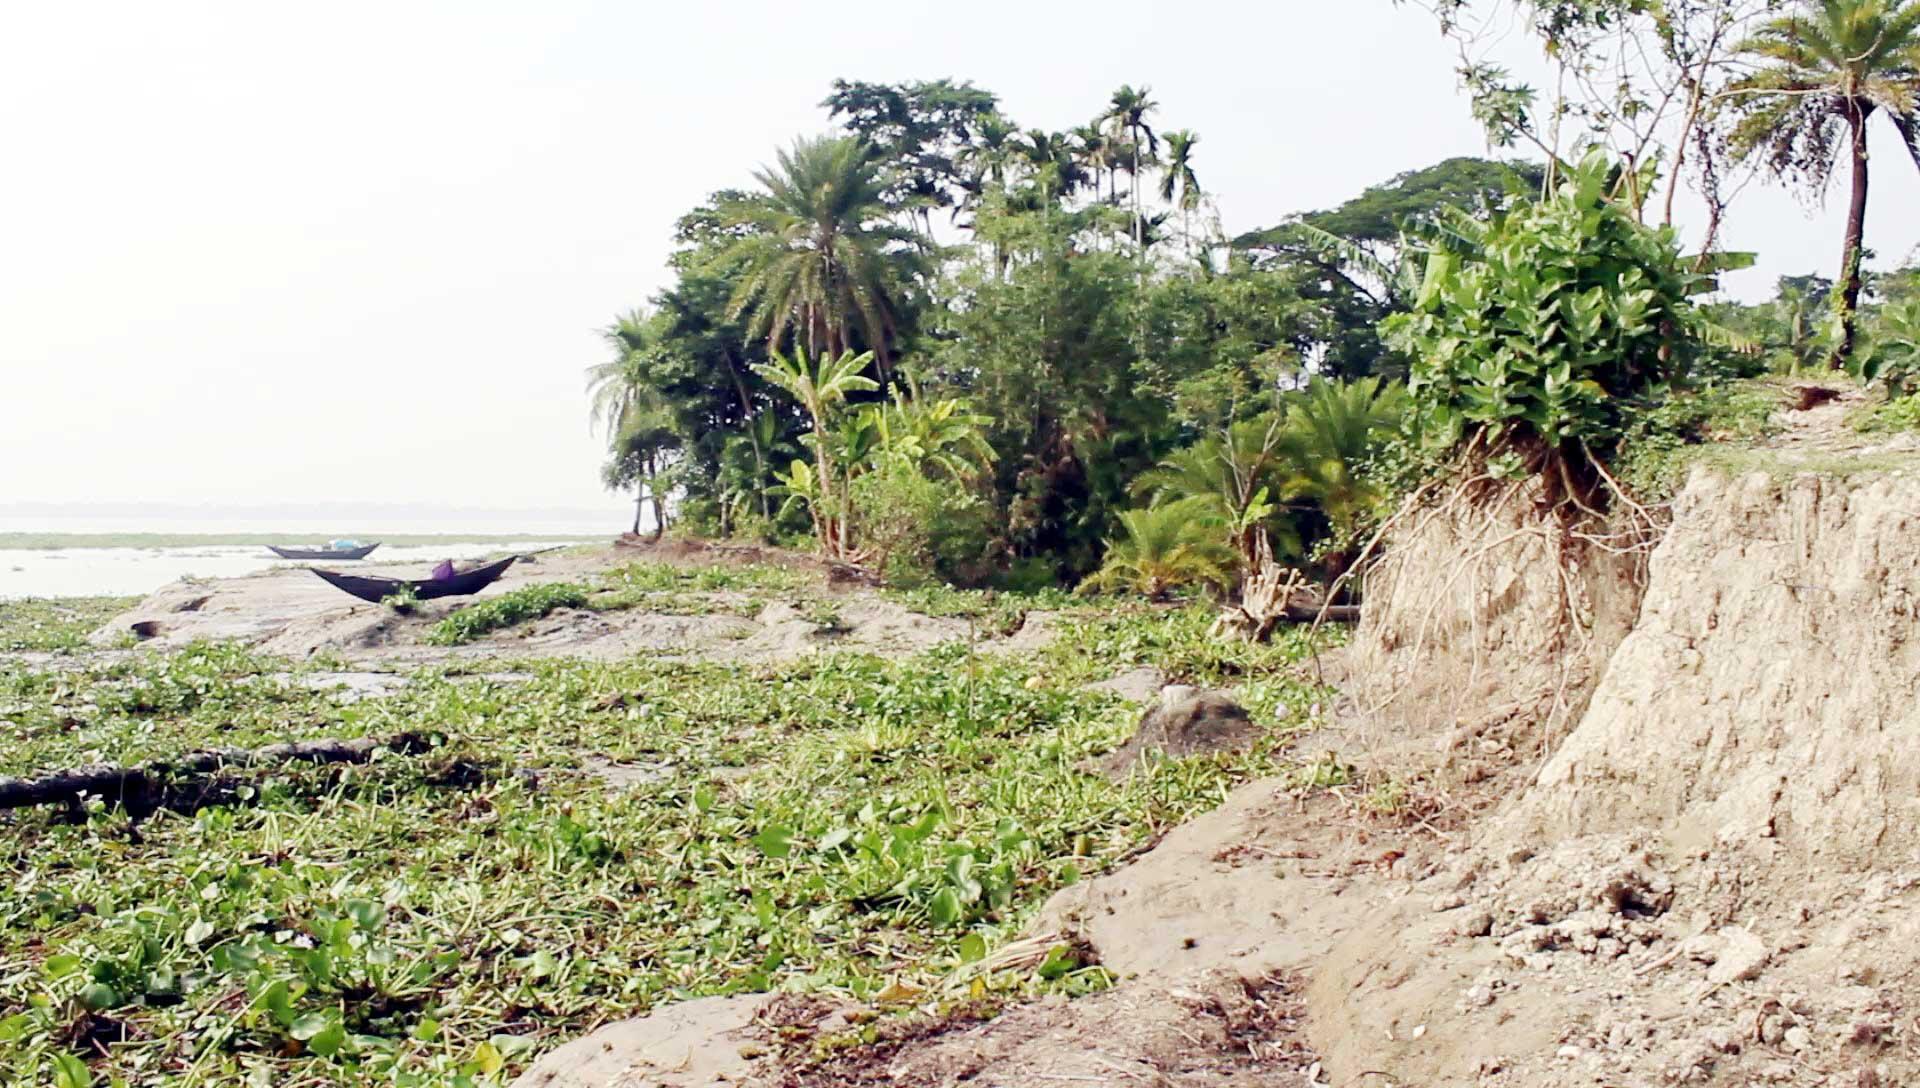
[1076,499,1235,600]
[1615,380,1780,499]
[1383,149,1714,469]
[850,461,991,587]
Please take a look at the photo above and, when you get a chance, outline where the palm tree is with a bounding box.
[957,113,1022,206]
[1158,130,1203,250]
[1018,129,1088,201]
[752,346,878,557]
[1103,85,1160,248]
[1272,377,1409,579]
[1078,498,1236,600]
[719,136,925,378]
[1728,0,1920,365]
[1071,124,1122,206]
[588,310,679,537]
[1132,414,1300,575]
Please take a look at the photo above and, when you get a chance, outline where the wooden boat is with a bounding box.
[310,556,517,604]
[269,543,381,561]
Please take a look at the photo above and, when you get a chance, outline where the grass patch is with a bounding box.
[1852,393,1920,434]
[0,597,137,654]
[426,583,592,646]
[885,585,1079,637]
[1616,379,1784,500]
[1691,445,1920,480]
[0,603,1329,1086]
[601,560,811,596]
[428,565,797,646]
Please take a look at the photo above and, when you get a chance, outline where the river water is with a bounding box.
[0,540,596,600]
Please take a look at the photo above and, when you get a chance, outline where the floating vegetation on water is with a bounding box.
[0,599,1331,1086]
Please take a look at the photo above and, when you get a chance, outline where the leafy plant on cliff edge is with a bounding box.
[1383,148,1717,491]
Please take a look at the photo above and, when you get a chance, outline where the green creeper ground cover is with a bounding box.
[0,598,138,654]
[0,593,1328,1087]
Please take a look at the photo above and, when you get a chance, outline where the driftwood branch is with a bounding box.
[1214,535,1361,642]
[0,732,435,813]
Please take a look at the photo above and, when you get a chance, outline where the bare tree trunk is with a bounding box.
[1830,107,1874,369]
[719,346,770,520]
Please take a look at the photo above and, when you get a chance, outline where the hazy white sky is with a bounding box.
[5,1,1918,518]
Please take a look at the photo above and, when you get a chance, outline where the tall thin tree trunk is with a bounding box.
[719,346,770,520]
[1830,107,1874,369]
[1131,133,1142,248]
[810,422,838,559]
[632,489,644,535]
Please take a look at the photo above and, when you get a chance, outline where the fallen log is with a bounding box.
[1288,603,1362,624]
[0,732,435,813]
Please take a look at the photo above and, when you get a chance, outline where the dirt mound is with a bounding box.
[1342,476,1646,786]
[770,974,1316,1088]
[509,994,769,1088]
[1090,687,1262,780]
[1510,471,1920,872]
[1313,465,1920,1086]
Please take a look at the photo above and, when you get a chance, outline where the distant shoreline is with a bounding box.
[0,532,608,551]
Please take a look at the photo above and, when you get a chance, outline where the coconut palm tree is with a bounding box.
[588,310,680,537]
[1103,85,1160,248]
[1158,129,1203,250]
[718,136,926,378]
[752,345,878,557]
[1728,0,1920,365]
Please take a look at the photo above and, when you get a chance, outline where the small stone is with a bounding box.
[1432,894,1466,912]
[1462,985,1496,1009]
[1412,1024,1427,1040]
[1557,1045,1582,1060]
[1783,1026,1812,1053]
[1706,926,1768,986]
[1457,910,1495,938]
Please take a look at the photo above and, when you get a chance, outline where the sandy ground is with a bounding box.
[83,544,1040,666]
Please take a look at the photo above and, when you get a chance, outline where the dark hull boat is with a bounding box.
[270,543,381,561]
[311,556,517,604]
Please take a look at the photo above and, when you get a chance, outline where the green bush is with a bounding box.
[426,583,591,645]
[1383,149,1714,464]
[850,462,992,587]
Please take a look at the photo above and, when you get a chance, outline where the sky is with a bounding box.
[5,1,1918,523]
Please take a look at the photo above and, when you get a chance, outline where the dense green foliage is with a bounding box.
[586,78,1559,585]
[0,602,1327,1086]
[1385,151,1713,464]
[587,24,1917,568]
